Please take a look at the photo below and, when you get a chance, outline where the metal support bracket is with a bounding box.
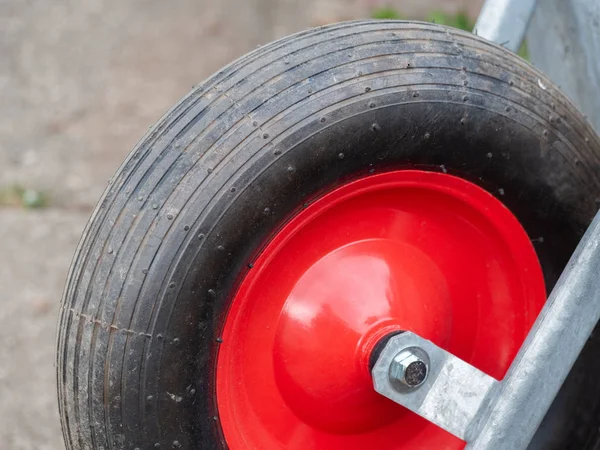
[372,332,497,440]
[372,209,600,450]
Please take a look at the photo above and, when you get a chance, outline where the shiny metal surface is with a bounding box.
[389,347,430,390]
[372,332,498,440]
[474,0,537,52]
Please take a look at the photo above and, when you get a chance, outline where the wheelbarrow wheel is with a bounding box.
[57,20,600,450]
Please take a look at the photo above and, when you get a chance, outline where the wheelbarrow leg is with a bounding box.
[474,0,537,52]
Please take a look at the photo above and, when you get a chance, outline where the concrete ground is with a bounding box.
[0,0,481,448]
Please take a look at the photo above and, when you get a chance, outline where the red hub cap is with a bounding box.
[216,170,546,449]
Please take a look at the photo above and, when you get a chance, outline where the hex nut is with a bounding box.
[388,347,429,391]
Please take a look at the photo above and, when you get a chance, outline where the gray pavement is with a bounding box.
[0,0,481,448]
[0,210,85,450]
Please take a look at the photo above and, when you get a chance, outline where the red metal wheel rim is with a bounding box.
[216,170,546,449]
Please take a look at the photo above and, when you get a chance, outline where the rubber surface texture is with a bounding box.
[56,20,600,450]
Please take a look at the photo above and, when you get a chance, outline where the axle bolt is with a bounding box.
[389,347,429,390]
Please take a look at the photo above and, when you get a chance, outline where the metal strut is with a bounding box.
[372,209,600,449]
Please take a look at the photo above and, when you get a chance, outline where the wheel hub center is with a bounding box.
[273,239,451,432]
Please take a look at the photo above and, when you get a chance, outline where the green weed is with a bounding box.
[0,184,49,208]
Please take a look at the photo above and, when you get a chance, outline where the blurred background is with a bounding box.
[0,1,483,448]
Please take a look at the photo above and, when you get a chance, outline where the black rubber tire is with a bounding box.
[57,20,600,450]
